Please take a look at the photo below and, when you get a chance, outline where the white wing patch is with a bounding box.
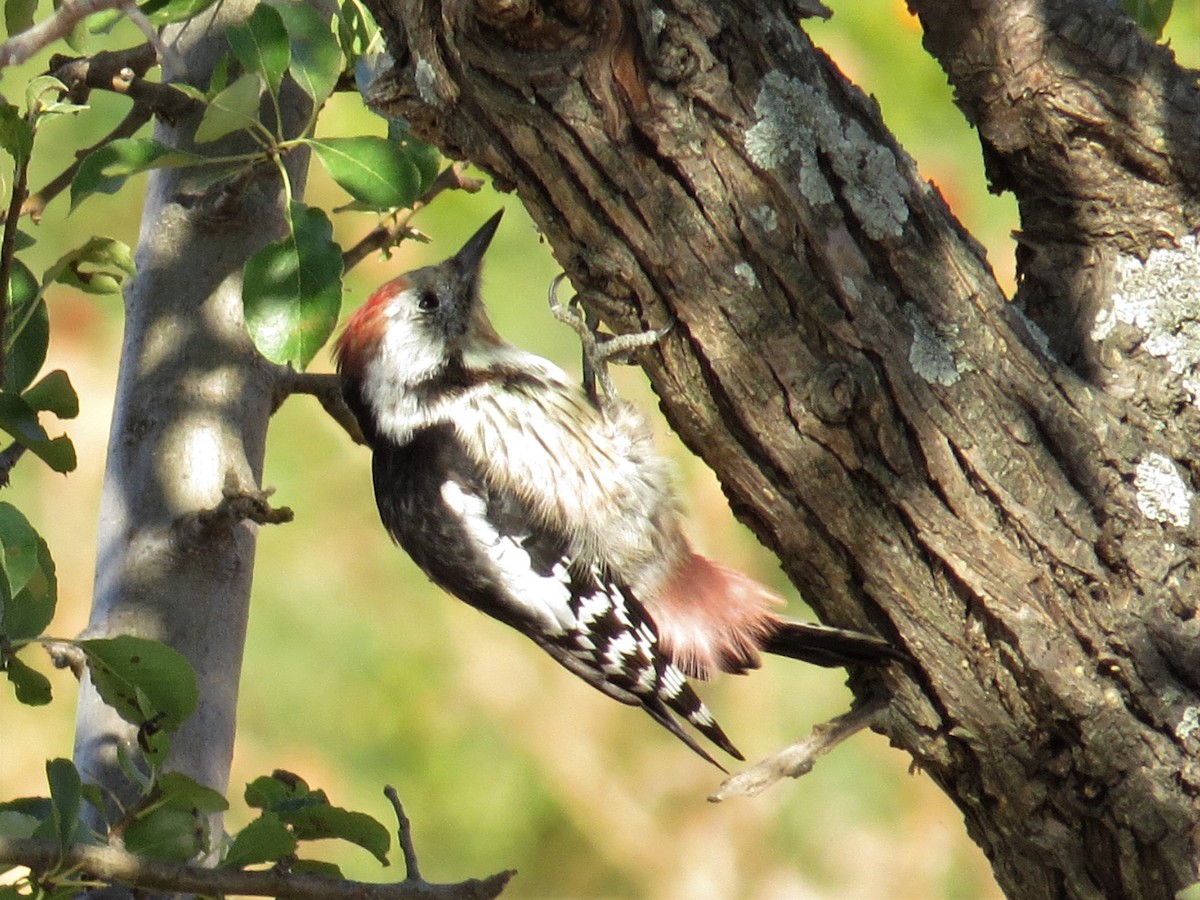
[440,479,573,636]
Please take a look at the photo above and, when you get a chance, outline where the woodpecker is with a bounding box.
[334,210,903,766]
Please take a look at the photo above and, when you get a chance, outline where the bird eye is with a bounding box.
[417,291,440,312]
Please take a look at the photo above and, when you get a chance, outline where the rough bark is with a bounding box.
[73,1,310,821]
[360,1,1200,897]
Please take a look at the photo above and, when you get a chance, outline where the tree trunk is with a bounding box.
[361,0,1200,897]
[73,1,310,824]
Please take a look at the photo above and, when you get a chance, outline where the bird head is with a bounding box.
[334,210,505,386]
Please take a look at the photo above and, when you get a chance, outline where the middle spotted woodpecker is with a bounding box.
[334,210,904,766]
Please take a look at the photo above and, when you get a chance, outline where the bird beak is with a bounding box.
[452,210,504,284]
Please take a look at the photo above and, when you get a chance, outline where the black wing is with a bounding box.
[370,423,743,766]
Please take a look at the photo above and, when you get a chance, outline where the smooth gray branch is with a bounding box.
[0,0,125,69]
[0,836,515,900]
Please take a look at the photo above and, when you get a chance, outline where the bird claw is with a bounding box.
[548,273,672,408]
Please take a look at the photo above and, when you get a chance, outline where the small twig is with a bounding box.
[277,370,365,444]
[175,479,294,552]
[23,104,152,220]
[45,640,86,678]
[0,443,28,487]
[118,1,174,72]
[342,163,484,272]
[0,836,515,900]
[0,135,30,386]
[384,786,422,883]
[195,483,295,530]
[708,696,889,802]
[0,0,128,70]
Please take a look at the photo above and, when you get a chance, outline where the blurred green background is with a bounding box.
[3,2,1197,897]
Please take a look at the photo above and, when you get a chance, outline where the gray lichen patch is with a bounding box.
[414,56,439,106]
[744,72,836,205]
[1176,706,1200,743]
[905,304,963,386]
[1091,235,1200,402]
[734,262,759,287]
[743,72,909,238]
[1134,452,1192,528]
[749,204,778,233]
[831,121,909,240]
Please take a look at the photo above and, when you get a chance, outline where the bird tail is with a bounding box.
[760,620,908,668]
[651,551,905,679]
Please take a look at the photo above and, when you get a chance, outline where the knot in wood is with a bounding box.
[810,361,863,424]
[650,22,701,84]
[474,0,608,53]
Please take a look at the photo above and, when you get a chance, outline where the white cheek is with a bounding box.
[361,297,448,443]
[380,313,446,385]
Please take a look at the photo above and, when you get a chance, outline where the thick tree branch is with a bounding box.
[907,0,1200,372]
[360,0,1200,896]
[48,44,200,122]
[0,837,514,900]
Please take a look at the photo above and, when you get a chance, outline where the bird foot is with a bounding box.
[548,274,671,407]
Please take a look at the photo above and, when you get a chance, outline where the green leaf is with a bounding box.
[0,809,42,838]
[0,393,76,473]
[25,75,84,121]
[0,103,32,167]
[4,653,52,705]
[242,772,389,866]
[121,773,225,863]
[23,370,79,419]
[194,72,263,144]
[307,137,423,211]
[270,1,342,105]
[222,812,297,869]
[44,236,135,295]
[122,804,205,863]
[77,636,199,734]
[208,51,232,97]
[244,771,310,810]
[242,202,343,370]
[0,532,56,642]
[337,0,376,63]
[286,803,391,865]
[6,257,46,394]
[389,120,440,196]
[138,0,219,26]
[45,758,82,853]
[155,772,229,814]
[228,5,290,97]
[71,138,199,209]
[1120,0,1173,36]
[4,0,35,36]
[0,500,39,600]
